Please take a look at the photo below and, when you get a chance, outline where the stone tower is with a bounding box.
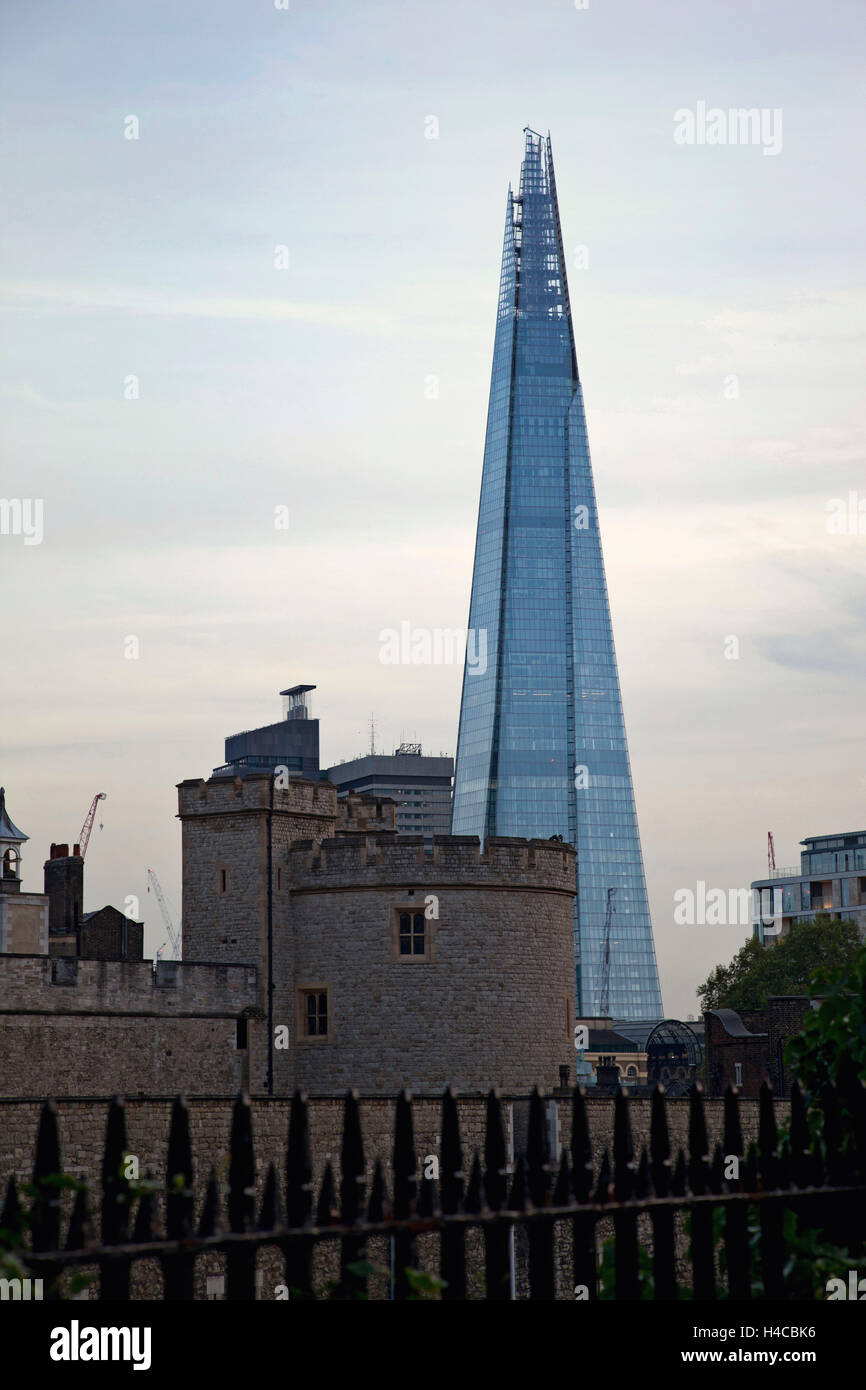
[177,772,577,1096]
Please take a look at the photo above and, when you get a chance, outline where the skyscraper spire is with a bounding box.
[452,129,663,1021]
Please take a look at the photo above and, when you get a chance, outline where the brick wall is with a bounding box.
[79,908,144,962]
[704,1011,770,1098]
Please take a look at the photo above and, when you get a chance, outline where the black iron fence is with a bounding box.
[1,1073,865,1300]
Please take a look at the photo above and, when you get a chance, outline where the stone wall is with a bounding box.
[0,892,48,955]
[0,1092,791,1299]
[175,771,579,1098]
[0,1017,249,1098]
[0,955,256,1015]
[0,1092,789,1209]
[283,836,577,1095]
[178,774,337,979]
[0,957,258,1098]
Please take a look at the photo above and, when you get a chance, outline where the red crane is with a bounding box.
[768,831,776,874]
[78,793,107,858]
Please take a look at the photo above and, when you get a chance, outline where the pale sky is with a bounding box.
[1,0,864,1015]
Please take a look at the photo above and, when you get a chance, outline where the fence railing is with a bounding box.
[2,1071,865,1300]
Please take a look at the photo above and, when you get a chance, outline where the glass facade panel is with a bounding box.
[451,130,663,1020]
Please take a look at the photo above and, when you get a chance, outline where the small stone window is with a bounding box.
[306,992,327,1035]
[50,958,78,986]
[734,1061,743,1086]
[400,911,425,956]
[216,866,230,895]
[296,986,330,1042]
[390,905,435,962]
[236,1016,248,1050]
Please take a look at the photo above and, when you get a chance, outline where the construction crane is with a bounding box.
[597,887,616,1017]
[78,793,107,858]
[768,831,776,874]
[146,869,181,961]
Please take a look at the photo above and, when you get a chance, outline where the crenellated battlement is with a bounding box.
[0,955,258,1016]
[335,791,397,836]
[287,832,575,892]
[177,774,337,823]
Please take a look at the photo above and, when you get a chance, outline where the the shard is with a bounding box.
[451,129,663,1021]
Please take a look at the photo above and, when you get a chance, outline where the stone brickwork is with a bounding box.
[0,956,255,1015]
[0,1017,249,1098]
[0,957,258,1098]
[336,793,397,835]
[0,774,580,1104]
[0,1092,789,1210]
[176,773,578,1097]
[283,836,577,1095]
[0,1092,791,1299]
[0,892,48,955]
[178,775,337,982]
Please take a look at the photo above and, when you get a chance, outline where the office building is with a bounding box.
[451,128,662,1019]
[216,685,320,779]
[752,829,866,944]
[326,744,453,841]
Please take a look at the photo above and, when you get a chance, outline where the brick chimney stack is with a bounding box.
[44,844,84,942]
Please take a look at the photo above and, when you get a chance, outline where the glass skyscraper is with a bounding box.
[451,129,663,1021]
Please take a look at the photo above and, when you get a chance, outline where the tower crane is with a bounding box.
[146,869,182,961]
[597,887,616,1018]
[768,831,776,874]
[78,793,107,858]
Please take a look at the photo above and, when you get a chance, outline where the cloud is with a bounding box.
[758,628,865,675]
[0,280,397,334]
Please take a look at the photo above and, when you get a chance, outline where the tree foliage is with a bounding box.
[696,914,860,1013]
[785,942,866,1100]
